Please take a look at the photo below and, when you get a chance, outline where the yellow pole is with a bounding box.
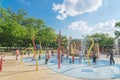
[20,48,38,71]
[30,48,38,71]
[32,49,38,71]
[20,47,29,64]
[87,38,94,66]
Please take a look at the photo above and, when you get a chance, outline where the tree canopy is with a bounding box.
[87,33,114,48]
[115,22,120,38]
[0,8,58,50]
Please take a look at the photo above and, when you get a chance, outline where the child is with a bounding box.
[45,50,50,64]
[92,51,97,64]
[16,49,19,60]
[51,49,54,56]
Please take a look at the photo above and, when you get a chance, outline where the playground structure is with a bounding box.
[57,30,62,69]
[55,29,102,69]
[21,51,120,79]
[66,36,101,66]
[20,34,42,71]
[20,47,38,71]
[21,43,120,79]
[18,31,120,79]
[18,30,120,79]
[20,31,101,70]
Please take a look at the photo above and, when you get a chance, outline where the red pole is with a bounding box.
[0,60,1,71]
[58,48,60,69]
[58,30,61,69]
[32,35,36,52]
[31,35,37,61]
[0,58,2,72]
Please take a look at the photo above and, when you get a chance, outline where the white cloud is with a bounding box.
[18,0,30,5]
[68,20,120,37]
[52,0,102,20]
[68,21,93,34]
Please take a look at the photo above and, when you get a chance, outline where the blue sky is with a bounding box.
[1,0,120,39]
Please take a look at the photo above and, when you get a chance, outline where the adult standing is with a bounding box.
[106,49,115,65]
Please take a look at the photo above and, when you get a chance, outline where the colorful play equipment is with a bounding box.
[67,36,96,66]
[87,38,94,66]
[31,35,37,61]
[57,30,62,69]
[20,34,39,71]
[20,47,38,71]
[0,58,2,72]
[93,37,100,58]
[57,30,66,68]
[68,38,79,63]
[0,53,5,72]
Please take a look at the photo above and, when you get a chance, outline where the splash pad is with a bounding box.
[22,54,120,79]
